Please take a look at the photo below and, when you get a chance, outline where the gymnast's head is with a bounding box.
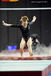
[20,16,29,28]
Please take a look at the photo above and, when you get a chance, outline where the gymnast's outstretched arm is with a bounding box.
[2,20,20,28]
[2,21,13,26]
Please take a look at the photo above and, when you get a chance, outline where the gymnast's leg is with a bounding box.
[20,38,26,56]
[27,37,33,56]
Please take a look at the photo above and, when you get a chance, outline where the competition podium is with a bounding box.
[0,60,51,76]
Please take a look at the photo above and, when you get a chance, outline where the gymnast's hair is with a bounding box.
[20,16,29,22]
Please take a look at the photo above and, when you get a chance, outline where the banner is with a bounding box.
[1,0,19,2]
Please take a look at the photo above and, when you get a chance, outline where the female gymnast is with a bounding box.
[2,16,36,56]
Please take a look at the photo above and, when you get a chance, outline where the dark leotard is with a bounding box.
[10,22,33,42]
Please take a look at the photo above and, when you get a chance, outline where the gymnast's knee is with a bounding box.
[27,43,32,48]
[20,43,24,49]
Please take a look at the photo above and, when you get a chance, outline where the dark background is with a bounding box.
[0,10,51,50]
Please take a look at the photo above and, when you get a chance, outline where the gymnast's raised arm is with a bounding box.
[31,16,36,22]
[29,16,37,25]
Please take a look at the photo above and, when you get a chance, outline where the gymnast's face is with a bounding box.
[21,21,28,28]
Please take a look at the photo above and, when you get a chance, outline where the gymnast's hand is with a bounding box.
[32,16,36,22]
[2,20,13,26]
